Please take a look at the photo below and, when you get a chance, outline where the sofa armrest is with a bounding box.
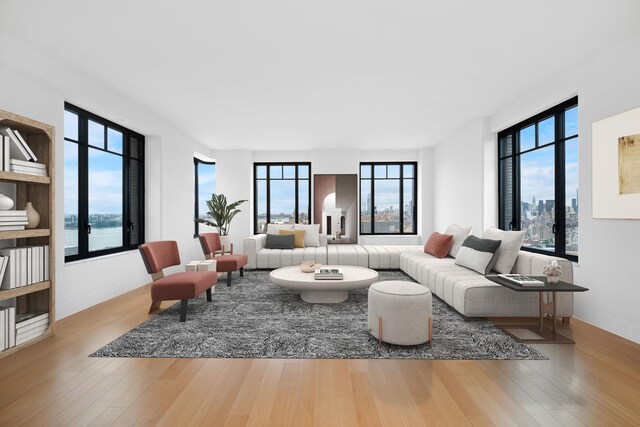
[244,234,267,269]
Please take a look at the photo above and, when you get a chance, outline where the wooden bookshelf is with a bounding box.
[0,109,55,358]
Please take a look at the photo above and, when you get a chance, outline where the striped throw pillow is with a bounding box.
[454,235,502,275]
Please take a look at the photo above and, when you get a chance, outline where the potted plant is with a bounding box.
[196,193,247,250]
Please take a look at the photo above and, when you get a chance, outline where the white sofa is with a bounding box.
[243,235,574,318]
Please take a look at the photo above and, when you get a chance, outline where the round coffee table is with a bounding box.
[269,265,379,303]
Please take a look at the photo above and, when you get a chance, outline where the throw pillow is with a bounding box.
[424,232,454,258]
[482,227,525,273]
[454,235,502,275]
[266,223,295,235]
[264,233,295,250]
[279,229,306,248]
[294,224,321,247]
[444,224,472,257]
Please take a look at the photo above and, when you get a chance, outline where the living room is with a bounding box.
[0,0,639,425]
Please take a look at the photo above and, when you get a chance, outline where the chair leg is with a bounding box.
[378,317,383,346]
[180,299,188,322]
[206,287,212,302]
[240,267,244,277]
[429,317,433,348]
[148,300,161,314]
[227,271,232,287]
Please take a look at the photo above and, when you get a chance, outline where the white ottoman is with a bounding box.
[368,281,433,347]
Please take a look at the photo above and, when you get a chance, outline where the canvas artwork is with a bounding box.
[618,134,640,195]
[592,106,640,219]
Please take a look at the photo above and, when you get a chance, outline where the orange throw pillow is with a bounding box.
[424,232,454,258]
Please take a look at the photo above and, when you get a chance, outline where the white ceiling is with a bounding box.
[2,0,640,150]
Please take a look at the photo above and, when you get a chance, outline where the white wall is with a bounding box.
[435,33,640,343]
[432,120,485,235]
[0,30,212,319]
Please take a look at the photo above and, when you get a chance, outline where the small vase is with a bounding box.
[25,202,40,229]
[0,194,14,210]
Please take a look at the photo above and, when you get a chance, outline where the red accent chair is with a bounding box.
[139,240,217,322]
[199,233,248,287]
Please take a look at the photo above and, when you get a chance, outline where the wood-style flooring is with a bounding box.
[0,283,639,426]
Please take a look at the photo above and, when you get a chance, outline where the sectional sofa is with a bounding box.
[243,233,574,319]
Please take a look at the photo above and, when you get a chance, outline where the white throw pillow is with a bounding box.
[294,224,321,247]
[444,224,472,257]
[266,224,294,235]
[454,235,502,275]
[482,227,525,274]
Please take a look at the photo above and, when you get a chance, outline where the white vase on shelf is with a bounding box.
[25,202,40,229]
[0,194,14,210]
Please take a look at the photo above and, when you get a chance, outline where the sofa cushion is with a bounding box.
[424,232,453,258]
[265,233,295,249]
[444,224,472,257]
[327,245,369,267]
[294,224,321,247]
[482,227,525,274]
[454,235,502,274]
[279,229,306,248]
[151,271,217,301]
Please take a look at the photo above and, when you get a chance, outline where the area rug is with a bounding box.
[91,271,546,360]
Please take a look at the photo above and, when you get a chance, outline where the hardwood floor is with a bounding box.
[0,284,639,426]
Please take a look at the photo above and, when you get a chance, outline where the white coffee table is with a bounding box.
[269,265,379,303]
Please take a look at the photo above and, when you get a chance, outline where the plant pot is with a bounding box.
[219,235,232,252]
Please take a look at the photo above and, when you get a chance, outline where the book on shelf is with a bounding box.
[314,268,344,280]
[10,159,46,170]
[0,135,10,171]
[0,127,31,162]
[0,245,49,289]
[16,312,48,329]
[0,225,25,231]
[0,306,16,351]
[16,323,48,346]
[0,209,28,217]
[497,274,545,287]
[9,165,47,177]
[12,130,38,162]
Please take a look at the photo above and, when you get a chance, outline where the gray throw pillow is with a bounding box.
[265,233,295,250]
[482,228,525,273]
[454,235,502,275]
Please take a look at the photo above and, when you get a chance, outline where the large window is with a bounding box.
[64,103,145,262]
[360,162,417,235]
[254,163,311,233]
[194,157,216,236]
[498,96,578,260]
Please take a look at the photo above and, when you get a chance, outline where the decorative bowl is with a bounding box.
[299,260,321,273]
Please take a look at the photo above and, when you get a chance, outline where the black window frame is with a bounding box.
[193,157,216,237]
[498,96,578,261]
[64,102,145,262]
[359,161,418,235]
[253,162,312,234]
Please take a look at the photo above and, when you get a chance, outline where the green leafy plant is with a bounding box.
[196,193,247,236]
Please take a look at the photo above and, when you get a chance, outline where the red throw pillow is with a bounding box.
[424,232,454,258]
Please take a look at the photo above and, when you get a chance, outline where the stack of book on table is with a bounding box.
[0,245,50,289]
[0,210,28,231]
[497,274,545,287]
[0,306,16,351]
[15,312,49,347]
[315,268,344,280]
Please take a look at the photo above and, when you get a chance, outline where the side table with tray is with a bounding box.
[487,274,588,344]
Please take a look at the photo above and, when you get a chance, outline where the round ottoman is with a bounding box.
[368,281,433,347]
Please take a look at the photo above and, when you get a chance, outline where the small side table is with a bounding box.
[486,275,588,344]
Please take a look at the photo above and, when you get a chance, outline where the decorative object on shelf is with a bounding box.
[335,231,342,239]
[592,105,640,219]
[0,194,13,210]
[24,202,40,229]
[299,260,321,273]
[542,260,563,284]
[196,193,247,251]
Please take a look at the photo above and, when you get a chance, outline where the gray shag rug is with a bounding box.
[91,270,546,360]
